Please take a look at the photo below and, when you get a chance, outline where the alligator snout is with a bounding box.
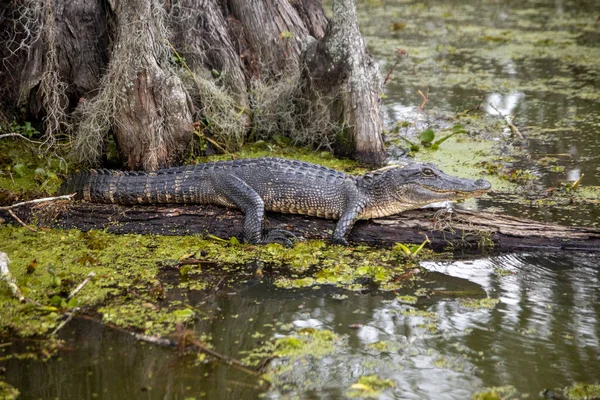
[474,179,492,190]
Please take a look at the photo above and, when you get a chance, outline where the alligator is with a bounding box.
[60,157,491,245]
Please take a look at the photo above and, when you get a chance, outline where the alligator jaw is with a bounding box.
[359,163,492,219]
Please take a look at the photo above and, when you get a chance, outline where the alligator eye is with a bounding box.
[421,168,435,177]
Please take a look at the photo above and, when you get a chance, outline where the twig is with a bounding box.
[0,252,28,303]
[193,125,230,155]
[417,89,428,112]
[489,103,524,139]
[571,174,584,191]
[68,272,96,300]
[0,193,76,211]
[0,132,42,144]
[51,308,79,335]
[185,336,263,377]
[7,209,38,232]
[413,88,429,126]
[383,48,408,85]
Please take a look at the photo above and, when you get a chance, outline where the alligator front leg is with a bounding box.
[332,202,365,246]
[213,174,295,246]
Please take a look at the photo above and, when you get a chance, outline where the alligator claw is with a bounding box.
[331,237,349,246]
[261,228,297,247]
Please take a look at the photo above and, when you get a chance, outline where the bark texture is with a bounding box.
[0,0,387,170]
[20,0,111,108]
[302,0,386,165]
[168,0,248,107]
[1,0,111,137]
[96,0,194,171]
[8,203,600,253]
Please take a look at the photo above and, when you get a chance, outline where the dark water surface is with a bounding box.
[4,0,600,398]
[4,253,600,399]
[363,0,600,225]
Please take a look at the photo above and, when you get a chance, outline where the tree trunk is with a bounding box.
[0,0,386,170]
[106,0,194,171]
[301,0,386,165]
[3,0,112,144]
[7,203,600,253]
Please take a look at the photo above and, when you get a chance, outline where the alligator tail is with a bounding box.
[59,169,190,205]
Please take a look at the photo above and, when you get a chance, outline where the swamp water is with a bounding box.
[3,253,600,399]
[3,0,600,398]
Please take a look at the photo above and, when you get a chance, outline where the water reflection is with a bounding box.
[485,91,525,124]
[363,0,600,226]
[3,253,599,398]
[4,1,600,398]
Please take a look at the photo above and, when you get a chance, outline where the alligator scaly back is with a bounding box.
[59,158,351,208]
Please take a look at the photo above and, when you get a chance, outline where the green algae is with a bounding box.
[459,297,500,310]
[407,135,515,193]
[564,383,600,399]
[270,241,432,291]
[242,328,344,396]
[360,2,600,102]
[365,341,397,354]
[274,328,339,359]
[0,226,212,339]
[396,294,418,305]
[356,0,600,227]
[472,385,519,400]
[242,328,340,368]
[99,300,197,337]
[399,308,438,320]
[346,374,396,398]
[0,224,436,346]
[0,380,20,400]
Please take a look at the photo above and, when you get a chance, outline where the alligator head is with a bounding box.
[359,161,492,218]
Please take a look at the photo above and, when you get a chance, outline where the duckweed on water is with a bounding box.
[365,341,398,354]
[473,382,600,400]
[0,225,433,344]
[0,226,203,339]
[241,328,350,396]
[459,297,500,310]
[396,294,418,305]
[564,383,600,400]
[0,380,20,400]
[270,241,432,291]
[346,375,396,399]
[471,385,519,400]
[242,328,340,370]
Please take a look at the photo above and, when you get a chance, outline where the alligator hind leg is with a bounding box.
[213,174,295,246]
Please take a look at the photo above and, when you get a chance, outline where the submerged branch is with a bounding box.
[76,315,262,378]
[51,308,79,335]
[489,103,524,139]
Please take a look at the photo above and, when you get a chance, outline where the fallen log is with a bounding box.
[3,201,600,253]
